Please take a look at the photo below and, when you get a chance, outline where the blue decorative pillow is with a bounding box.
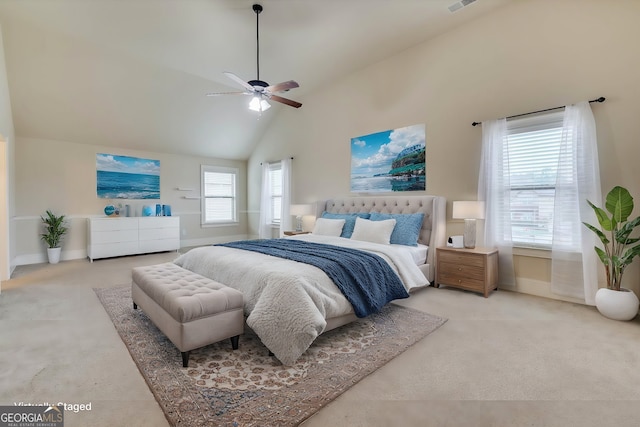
[369,212,425,246]
[321,212,371,238]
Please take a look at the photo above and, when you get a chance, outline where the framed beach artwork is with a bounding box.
[350,124,426,192]
[96,153,160,199]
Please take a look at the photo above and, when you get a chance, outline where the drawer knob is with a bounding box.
[458,279,462,283]
[458,267,462,271]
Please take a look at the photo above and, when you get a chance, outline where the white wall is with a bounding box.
[0,23,16,282]
[248,0,640,300]
[14,137,247,265]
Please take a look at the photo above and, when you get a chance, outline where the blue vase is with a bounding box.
[155,204,162,216]
[142,205,153,217]
[104,205,115,216]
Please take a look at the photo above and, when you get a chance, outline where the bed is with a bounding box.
[174,195,446,365]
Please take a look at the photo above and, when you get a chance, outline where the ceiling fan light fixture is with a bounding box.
[207,4,302,110]
[249,96,271,112]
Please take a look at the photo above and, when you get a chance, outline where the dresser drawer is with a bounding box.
[89,217,138,232]
[91,229,138,245]
[139,216,180,229]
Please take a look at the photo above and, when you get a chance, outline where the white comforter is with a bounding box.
[173,234,428,365]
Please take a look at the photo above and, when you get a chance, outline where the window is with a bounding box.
[201,166,238,225]
[506,111,566,248]
[267,162,282,225]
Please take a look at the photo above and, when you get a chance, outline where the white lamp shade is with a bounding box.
[249,96,271,112]
[290,204,313,216]
[452,201,485,220]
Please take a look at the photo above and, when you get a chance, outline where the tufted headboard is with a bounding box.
[317,195,446,282]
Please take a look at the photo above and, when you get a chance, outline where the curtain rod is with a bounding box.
[260,157,294,165]
[471,97,606,127]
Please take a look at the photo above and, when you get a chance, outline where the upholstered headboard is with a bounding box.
[317,195,446,282]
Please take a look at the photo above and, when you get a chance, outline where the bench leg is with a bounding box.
[230,335,239,350]
[133,302,137,309]
[181,351,190,368]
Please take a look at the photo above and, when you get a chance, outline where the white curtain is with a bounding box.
[478,119,516,287]
[551,101,602,305]
[279,157,292,236]
[258,162,271,239]
[258,158,293,238]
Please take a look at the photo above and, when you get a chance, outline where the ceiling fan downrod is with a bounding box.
[253,4,262,82]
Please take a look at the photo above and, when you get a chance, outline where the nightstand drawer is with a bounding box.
[437,250,485,268]
[439,261,485,281]
[437,271,486,290]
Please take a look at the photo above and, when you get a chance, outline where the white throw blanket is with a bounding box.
[173,235,427,365]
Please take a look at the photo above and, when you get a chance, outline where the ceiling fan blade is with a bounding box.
[205,91,250,97]
[265,80,299,93]
[223,72,256,92]
[270,94,302,108]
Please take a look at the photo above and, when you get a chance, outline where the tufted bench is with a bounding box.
[131,262,244,367]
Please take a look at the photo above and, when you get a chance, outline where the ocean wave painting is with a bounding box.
[97,154,160,199]
[351,124,426,193]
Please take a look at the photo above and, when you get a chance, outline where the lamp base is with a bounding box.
[295,216,303,232]
[463,218,477,249]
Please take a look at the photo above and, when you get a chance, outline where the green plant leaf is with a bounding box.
[588,200,613,231]
[606,186,633,224]
[583,222,610,245]
[620,243,640,266]
[594,246,609,265]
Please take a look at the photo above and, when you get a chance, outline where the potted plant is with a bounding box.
[40,210,68,264]
[583,186,640,320]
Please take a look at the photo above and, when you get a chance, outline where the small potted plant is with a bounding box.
[40,210,68,264]
[583,186,640,320]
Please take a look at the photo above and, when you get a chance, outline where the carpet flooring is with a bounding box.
[95,285,446,427]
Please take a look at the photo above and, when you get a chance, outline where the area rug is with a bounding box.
[95,286,446,427]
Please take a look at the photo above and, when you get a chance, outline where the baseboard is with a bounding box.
[14,249,88,266]
[501,277,585,305]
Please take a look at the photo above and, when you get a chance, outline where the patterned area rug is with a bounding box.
[95,286,447,427]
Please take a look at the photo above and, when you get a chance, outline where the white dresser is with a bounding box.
[87,217,180,261]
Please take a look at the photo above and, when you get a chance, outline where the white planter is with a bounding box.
[595,287,639,321]
[47,247,61,264]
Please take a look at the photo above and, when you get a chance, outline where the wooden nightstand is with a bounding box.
[435,247,499,298]
[283,231,310,236]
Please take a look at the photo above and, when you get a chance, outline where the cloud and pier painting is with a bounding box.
[96,154,160,199]
[350,124,426,192]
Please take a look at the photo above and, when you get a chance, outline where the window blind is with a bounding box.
[268,164,282,224]
[201,166,237,224]
[506,111,567,248]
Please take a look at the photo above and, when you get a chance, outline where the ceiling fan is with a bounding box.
[206,3,302,112]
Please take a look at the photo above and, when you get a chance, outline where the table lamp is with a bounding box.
[452,201,485,249]
[290,204,313,232]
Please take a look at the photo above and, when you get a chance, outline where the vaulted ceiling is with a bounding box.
[0,0,510,160]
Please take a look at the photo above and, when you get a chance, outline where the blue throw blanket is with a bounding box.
[218,239,409,317]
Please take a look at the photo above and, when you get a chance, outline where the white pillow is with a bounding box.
[350,217,396,245]
[312,218,346,236]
